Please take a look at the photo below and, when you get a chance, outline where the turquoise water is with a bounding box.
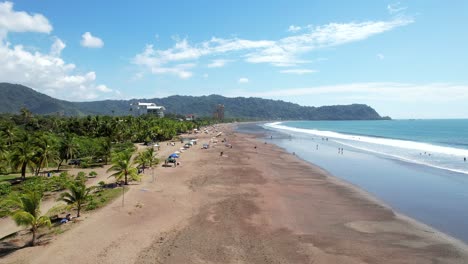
[236,120,468,243]
[280,120,468,149]
[266,120,468,175]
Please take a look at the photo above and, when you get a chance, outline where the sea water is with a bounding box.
[268,120,468,175]
[238,120,468,243]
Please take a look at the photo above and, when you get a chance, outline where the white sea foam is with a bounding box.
[334,140,468,175]
[265,122,468,157]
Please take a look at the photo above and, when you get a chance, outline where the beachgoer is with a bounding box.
[316,144,318,150]
[220,151,223,156]
[254,146,257,149]
[465,157,466,162]
[61,214,72,224]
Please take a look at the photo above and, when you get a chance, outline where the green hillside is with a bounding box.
[0,83,387,120]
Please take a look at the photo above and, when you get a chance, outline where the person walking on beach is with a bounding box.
[465,157,466,162]
[316,144,319,150]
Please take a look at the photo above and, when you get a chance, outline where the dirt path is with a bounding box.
[2,124,468,264]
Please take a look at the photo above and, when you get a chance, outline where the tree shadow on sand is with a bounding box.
[0,231,52,257]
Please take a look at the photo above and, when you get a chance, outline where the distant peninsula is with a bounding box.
[0,83,390,120]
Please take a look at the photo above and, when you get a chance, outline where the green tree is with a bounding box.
[107,151,140,185]
[134,151,148,171]
[0,121,17,146]
[33,133,59,175]
[58,180,92,217]
[57,135,78,170]
[98,137,112,165]
[10,136,36,180]
[144,147,159,167]
[4,190,51,246]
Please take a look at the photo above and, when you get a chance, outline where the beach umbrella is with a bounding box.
[169,153,179,158]
[174,151,181,154]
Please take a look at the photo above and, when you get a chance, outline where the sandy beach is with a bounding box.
[2,124,468,264]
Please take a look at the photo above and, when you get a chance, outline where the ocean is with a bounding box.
[236,120,468,243]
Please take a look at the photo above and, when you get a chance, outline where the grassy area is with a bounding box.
[85,187,127,211]
[0,174,21,182]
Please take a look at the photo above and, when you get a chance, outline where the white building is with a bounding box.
[136,102,165,117]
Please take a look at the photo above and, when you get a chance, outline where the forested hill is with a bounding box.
[0,83,388,120]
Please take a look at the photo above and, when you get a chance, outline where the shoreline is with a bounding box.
[2,123,468,263]
[253,121,468,244]
[241,124,468,249]
[242,127,468,246]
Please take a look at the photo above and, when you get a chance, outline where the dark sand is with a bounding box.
[2,124,468,263]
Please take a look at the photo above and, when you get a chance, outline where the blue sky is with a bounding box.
[1,1,468,118]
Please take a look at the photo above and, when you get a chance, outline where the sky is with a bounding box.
[1,0,468,119]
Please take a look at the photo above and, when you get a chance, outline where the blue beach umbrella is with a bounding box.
[169,153,179,158]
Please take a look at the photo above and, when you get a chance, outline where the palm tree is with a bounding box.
[5,190,51,246]
[20,107,33,122]
[0,121,17,146]
[58,180,92,217]
[33,134,59,175]
[0,138,8,174]
[99,137,112,165]
[134,151,148,171]
[10,137,36,180]
[57,135,78,170]
[107,151,140,185]
[144,147,159,167]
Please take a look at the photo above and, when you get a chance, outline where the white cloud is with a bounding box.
[81,32,104,48]
[0,1,52,38]
[238,77,249,84]
[280,69,317,74]
[288,25,301,32]
[247,17,413,66]
[133,16,413,77]
[0,2,110,101]
[377,53,385,60]
[151,63,195,79]
[50,37,65,56]
[0,41,110,100]
[229,82,468,102]
[2,43,114,100]
[207,59,230,68]
[387,2,407,14]
[96,84,112,93]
